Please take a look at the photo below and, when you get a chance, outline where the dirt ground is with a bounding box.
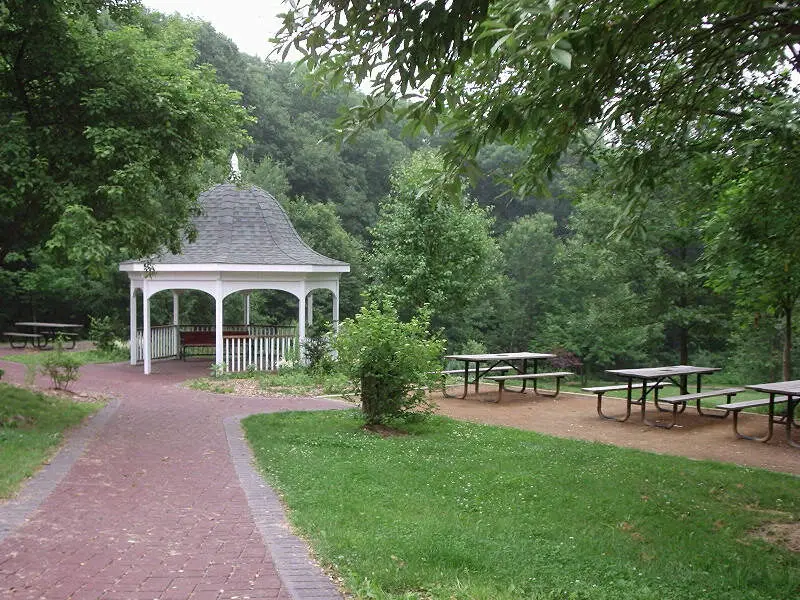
[428,384,800,477]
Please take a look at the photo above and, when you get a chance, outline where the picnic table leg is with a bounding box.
[787,396,800,448]
[441,362,469,399]
[596,379,633,422]
[732,393,776,442]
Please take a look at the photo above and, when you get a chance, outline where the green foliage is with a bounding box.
[244,410,800,600]
[38,342,81,390]
[88,315,117,352]
[366,149,501,343]
[333,302,445,425]
[703,97,800,379]
[1,1,249,275]
[278,1,798,216]
[302,321,336,375]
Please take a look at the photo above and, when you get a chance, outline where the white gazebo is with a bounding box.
[119,183,350,374]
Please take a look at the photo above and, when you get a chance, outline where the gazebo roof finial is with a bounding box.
[229,152,241,184]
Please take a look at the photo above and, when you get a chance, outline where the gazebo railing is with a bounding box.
[135,325,179,361]
[223,334,297,373]
[135,324,298,372]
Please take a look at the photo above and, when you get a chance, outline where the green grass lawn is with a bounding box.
[243,410,800,600]
[2,347,128,366]
[0,382,103,498]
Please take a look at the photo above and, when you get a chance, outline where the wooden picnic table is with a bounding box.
[443,352,559,400]
[14,322,83,349]
[743,380,800,447]
[604,365,743,428]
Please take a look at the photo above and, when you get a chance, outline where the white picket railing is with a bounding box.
[223,334,297,373]
[135,324,298,373]
[135,325,179,361]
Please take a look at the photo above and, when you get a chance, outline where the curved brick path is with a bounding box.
[0,352,348,600]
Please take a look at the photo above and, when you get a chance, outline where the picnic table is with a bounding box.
[739,380,800,447]
[442,352,572,401]
[9,322,83,349]
[603,365,743,428]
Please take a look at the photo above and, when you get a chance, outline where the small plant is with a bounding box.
[277,345,303,373]
[549,347,583,376]
[88,315,117,352]
[210,362,227,378]
[24,362,37,387]
[0,368,3,380]
[333,302,445,426]
[302,320,335,374]
[39,339,80,390]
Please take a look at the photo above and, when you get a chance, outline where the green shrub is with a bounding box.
[333,302,445,426]
[88,315,117,352]
[302,320,335,374]
[39,341,80,390]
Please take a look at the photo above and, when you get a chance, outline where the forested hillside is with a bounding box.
[2,1,797,382]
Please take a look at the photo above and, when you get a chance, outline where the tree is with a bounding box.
[333,301,445,426]
[0,1,249,274]
[498,213,559,350]
[704,96,800,380]
[277,1,798,203]
[365,149,501,345]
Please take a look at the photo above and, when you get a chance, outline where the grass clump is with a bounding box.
[0,383,102,498]
[3,347,128,366]
[243,410,800,600]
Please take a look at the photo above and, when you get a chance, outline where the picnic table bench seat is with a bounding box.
[715,396,791,440]
[583,382,673,421]
[650,387,745,428]
[436,365,515,376]
[4,331,46,349]
[484,371,574,402]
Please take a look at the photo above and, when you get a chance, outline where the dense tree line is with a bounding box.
[2,1,798,383]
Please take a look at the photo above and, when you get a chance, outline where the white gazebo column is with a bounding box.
[306,292,314,328]
[129,284,138,365]
[333,288,340,331]
[214,282,224,368]
[172,291,180,356]
[143,282,152,375]
[243,292,251,326]
[297,290,307,361]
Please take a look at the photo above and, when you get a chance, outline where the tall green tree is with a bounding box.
[704,96,800,380]
[1,1,249,270]
[498,213,559,350]
[277,1,798,202]
[0,1,248,329]
[366,149,500,345]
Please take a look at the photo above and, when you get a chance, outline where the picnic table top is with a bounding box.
[606,365,721,379]
[445,352,556,361]
[746,380,800,395]
[15,322,83,329]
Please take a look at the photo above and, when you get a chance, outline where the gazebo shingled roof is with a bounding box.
[122,183,347,268]
[119,183,349,374]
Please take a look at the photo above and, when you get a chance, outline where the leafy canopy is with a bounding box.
[0,1,249,273]
[277,1,799,199]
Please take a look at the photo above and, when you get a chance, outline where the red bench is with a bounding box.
[179,330,247,359]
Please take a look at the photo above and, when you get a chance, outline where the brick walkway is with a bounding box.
[0,353,347,600]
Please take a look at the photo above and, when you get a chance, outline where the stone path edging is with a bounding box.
[224,416,343,600]
[0,397,121,544]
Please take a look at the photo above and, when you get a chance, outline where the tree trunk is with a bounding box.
[679,327,689,366]
[783,303,792,381]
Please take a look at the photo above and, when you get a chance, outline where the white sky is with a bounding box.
[143,0,291,60]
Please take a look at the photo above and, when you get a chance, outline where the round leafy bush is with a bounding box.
[333,302,445,426]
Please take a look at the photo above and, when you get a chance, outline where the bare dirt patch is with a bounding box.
[750,522,800,553]
[429,385,800,476]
